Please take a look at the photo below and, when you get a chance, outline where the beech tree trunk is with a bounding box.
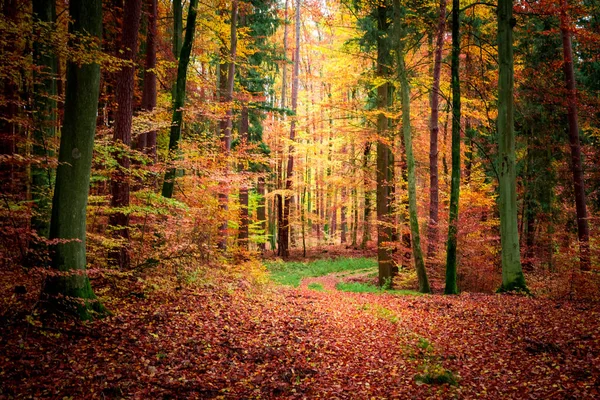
[139,0,158,162]
[376,3,395,287]
[238,105,249,248]
[43,0,104,320]
[280,0,300,259]
[361,143,371,249]
[217,0,238,250]
[162,0,199,198]
[497,0,526,291]
[428,0,446,258]
[31,0,57,241]
[444,0,460,295]
[395,0,430,293]
[257,177,266,251]
[109,0,143,269]
[560,0,590,271]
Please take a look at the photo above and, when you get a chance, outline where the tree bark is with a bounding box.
[31,0,57,241]
[217,0,238,250]
[139,0,158,162]
[395,0,430,293]
[43,0,104,320]
[280,0,300,259]
[428,0,446,258]
[238,105,249,248]
[444,0,460,295]
[560,0,590,271]
[161,0,199,198]
[109,0,143,269]
[497,0,526,291]
[376,3,395,287]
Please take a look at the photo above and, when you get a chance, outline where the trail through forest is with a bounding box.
[2,261,599,399]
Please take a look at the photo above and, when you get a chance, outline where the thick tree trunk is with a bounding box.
[139,0,158,162]
[280,0,300,259]
[395,0,430,293]
[161,0,199,198]
[444,0,460,295]
[31,0,57,241]
[497,0,526,291]
[109,0,143,269]
[428,0,446,258]
[560,0,590,271]
[43,0,104,320]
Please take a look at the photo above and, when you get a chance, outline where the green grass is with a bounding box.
[336,281,421,296]
[307,282,324,291]
[265,257,376,287]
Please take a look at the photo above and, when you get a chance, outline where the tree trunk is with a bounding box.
[280,0,300,259]
[395,0,430,293]
[31,0,57,241]
[109,0,143,269]
[497,0,526,291]
[428,0,446,258]
[161,0,199,198]
[257,176,266,251]
[376,3,395,287]
[560,0,590,271]
[238,105,249,248]
[43,0,104,320]
[444,0,460,295]
[217,0,238,250]
[139,0,158,162]
[361,142,371,249]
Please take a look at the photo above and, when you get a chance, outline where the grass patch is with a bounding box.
[336,281,422,296]
[415,364,459,386]
[265,257,377,287]
[307,282,324,291]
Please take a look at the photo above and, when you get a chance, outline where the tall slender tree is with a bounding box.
[43,0,104,319]
[31,0,57,241]
[394,0,430,294]
[427,0,446,257]
[162,0,199,198]
[497,0,526,291]
[109,0,143,269]
[280,0,301,258]
[444,0,460,295]
[138,0,158,161]
[560,0,590,271]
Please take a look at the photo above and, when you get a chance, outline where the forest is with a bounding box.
[0,0,599,397]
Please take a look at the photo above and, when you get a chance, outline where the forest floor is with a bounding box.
[1,256,600,399]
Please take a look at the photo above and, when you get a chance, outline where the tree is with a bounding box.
[444,0,460,294]
[162,0,199,198]
[427,0,446,258]
[559,0,590,271]
[375,1,395,286]
[497,0,526,292]
[42,0,104,319]
[31,0,57,241]
[279,0,301,258]
[109,0,143,269]
[394,0,430,294]
[138,0,158,161]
